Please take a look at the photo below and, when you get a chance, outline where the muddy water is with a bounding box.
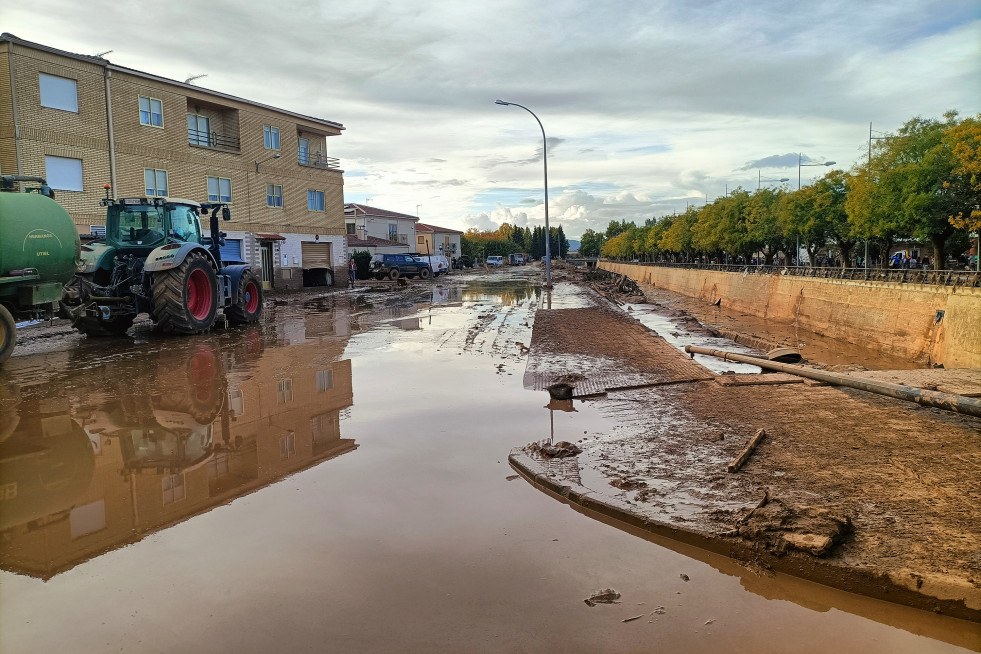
[0,268,976,654]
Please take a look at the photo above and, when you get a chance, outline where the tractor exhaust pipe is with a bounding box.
[684,345,981,418]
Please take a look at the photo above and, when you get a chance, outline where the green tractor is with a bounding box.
[62,192,262,336]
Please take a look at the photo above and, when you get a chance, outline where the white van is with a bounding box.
[414,254,450,276]
[486,256,504,267]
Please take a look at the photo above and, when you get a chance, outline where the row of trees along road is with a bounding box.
[582,112,980,270]
[461,223,570,260]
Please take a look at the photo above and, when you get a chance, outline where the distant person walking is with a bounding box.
[348,257,357,288]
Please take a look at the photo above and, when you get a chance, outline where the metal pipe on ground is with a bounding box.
[684,345,981,419]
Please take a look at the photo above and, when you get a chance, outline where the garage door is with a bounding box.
[220,239,244,264]
[301,242,332,269]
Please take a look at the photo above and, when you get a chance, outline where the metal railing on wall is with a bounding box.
[600,260,981,288]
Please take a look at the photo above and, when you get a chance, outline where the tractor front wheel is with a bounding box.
[0,305,16,365]
[151,251,219,334]
[226,270,263,324]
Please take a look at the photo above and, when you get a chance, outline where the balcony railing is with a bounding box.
[298,152,341,170]
[188,129,241,151]
[601,260,981,288]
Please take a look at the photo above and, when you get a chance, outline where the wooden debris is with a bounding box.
[727,428,767,473]
[622,615,643,623]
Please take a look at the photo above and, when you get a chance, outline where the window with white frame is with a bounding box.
[144,168,168,196]
[266,184,283,207]
[162,474,185,504]
[263,125,280,150]
[277,379,293,403]
[316,369,333,392]
[45,156,83,191]
[228,389,244,416]
[298,137,309,164]
[208,176,232,202]
[139,96,163,127]
[279,431,296,459]
[39,73,78,112]
[187,114,211,146]
[307,190,325,211]
[208,452,230,478]
[388,224,398,241]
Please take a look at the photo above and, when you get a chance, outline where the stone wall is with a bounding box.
[599,262,981,369]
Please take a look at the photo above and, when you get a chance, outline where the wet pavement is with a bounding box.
[0,267,977,653]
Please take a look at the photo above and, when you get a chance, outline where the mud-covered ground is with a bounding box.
[521,265,981,622]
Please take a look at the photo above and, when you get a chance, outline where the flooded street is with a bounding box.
[0,268,976,653]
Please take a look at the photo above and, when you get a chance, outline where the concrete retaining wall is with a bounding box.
[599,262,981,368]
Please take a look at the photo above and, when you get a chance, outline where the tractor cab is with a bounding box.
[104,197,204,254]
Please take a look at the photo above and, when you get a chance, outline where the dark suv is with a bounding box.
[370,254,433,280]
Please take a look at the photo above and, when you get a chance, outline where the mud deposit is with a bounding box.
[1,265,978,653]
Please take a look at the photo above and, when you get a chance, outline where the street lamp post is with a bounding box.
[758,170,789,190]
[798,153,836,189]
[495,99,551,286]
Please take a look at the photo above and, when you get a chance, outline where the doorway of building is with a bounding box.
[260,242,274,290]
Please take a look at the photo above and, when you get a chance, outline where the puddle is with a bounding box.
[0,268,974,653]
[625,303,762,374]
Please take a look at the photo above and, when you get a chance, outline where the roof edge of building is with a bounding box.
[0,32,344,131]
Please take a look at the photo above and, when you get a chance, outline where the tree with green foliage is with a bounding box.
[660,208,697,261]
[847,112,970,269]
[579,229,604,257]
[744,187,786,264]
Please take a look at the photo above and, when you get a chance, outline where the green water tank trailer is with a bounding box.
[0,191,81,286]
[0,177,81,364]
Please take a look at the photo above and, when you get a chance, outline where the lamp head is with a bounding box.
[824,161,835,166]
[495,99,509,105]
[273,153,281,159]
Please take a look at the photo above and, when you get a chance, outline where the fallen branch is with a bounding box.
[727,428,767,473]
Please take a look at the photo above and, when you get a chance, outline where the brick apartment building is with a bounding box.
[0,33,347,289]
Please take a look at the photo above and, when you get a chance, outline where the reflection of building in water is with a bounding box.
[0,338,355,580]
[462,281,539,305]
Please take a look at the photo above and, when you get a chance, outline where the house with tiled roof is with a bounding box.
[344,204,418,247]
[415,222,463,259]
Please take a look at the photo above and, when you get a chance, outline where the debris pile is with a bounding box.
[584,589,621,607]
[736,497,852,557]
[526,440,583,458]
[581,269,647,305]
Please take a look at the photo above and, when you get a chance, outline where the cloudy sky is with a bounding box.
[5,1,979,238]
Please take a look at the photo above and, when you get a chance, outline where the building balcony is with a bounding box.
[188,128,241,152]
[297,150,340,170]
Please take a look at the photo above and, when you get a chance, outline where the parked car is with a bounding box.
[413,254,450,276]
[486,256,504,267]
[508,253,526,265]
[369,254,433,280]
[455,255,474,269]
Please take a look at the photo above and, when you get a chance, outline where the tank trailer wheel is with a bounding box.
[0,305,16,365]
[151,251,219,334]
[226,270,263,324]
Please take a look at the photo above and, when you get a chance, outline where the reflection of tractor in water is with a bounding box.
[62,192,262,336]
[0,176,81,364]
[86,343,229,474]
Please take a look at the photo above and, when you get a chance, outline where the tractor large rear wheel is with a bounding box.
[226,270,263,324]
[0,305,15,365]
[151,251,219,334]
